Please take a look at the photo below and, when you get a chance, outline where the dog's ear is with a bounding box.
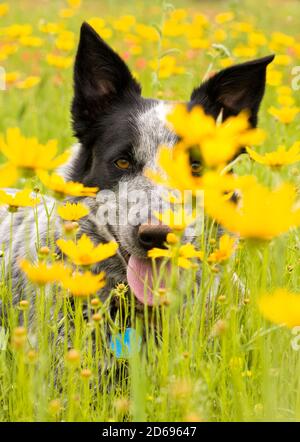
[190,55,275,126]
[72,22,141,139]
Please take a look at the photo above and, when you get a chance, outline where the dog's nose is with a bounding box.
[138,224,171,251]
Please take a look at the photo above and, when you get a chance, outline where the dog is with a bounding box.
[0,22,274,318]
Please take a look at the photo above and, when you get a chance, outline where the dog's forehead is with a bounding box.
[133,100,177,165]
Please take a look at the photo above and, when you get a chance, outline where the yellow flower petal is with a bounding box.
[20,259,71,285]
[57,202,89,221]
[56,234,118,266]
[38,171,98,198]
[61,270,106,297]
[258,289,300,328]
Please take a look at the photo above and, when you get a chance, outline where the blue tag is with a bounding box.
[110,328,142,359]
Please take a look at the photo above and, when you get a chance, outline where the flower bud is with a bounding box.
[90,298,100,308]
[114,397,130,415]
[92,313,102,322]
[211,319,227,337]
[81,368,92,379]
[167,233,179,244]
[66,348,80,364]
[39,246,50,256]
[19,300,29,310]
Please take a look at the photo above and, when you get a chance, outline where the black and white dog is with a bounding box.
[0,23,273,311]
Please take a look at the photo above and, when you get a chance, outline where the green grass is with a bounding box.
[1,0,300,422]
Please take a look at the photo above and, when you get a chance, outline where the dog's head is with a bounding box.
[69,22,273,304]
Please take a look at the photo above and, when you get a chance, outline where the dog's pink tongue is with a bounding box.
[127,256,156,305]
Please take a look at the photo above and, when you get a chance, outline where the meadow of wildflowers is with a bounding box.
[1,0,300,423]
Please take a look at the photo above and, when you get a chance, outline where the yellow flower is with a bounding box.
[0,128,69,173]
[99,28,113,40]
[294,43,300,58]
[203,170,245,193]
[0,44,17,61]
[248,32,267,47]
[205,177,300,240]
[0,3,9,17]
[145,146,203,194]
[246,143,300,167]
[154,207,197,232]
[19,36,43,48]
[167,104,214,146]
[113,15,136,32]
[270,32,295,48]
[215,12,234,24]
[166,233,179,245]
[199,117,265,168]
[170,8,188,21]
[233,46,257,58]
[39,22,64,34]
[266,69,282,87]
[1,24,32,38]
[46,54,72,69]
[268,106,300,124]
[87,19,112,39]
[16,76,40,89]
[124,33,141,45]
[135,24,159,41]
[59,8,75,18]
[67,0,81,8]
[192,13,209,27]
[87,17,106,33]
[273,54,292,66]
[55,31,75,51]
[0,189,39,210]
[186,22,204,39]
[258,289,300,328]
[57,202,89,221]
[56,234,118,266]
[66,349,80,364]
[277,95,295,107]
[208,234,236,263]
[213,29,227,43]
[167,105,265,168]
[149,56,185,79]
[0,50,12,61]
[61,270,105,297]
[163,17,188,38]
[129,45,142,56]
[218,57,234,68]
[276,87,295,105]
[20,259,71,285]
[0,163,19,187]
[187,38,210,50]
[277,86,293,96]
[148,243,203,269]
[37,171,98,198]
[5,71,21,85]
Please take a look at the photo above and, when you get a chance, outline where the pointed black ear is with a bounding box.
[190,55,275,127]
[72,22,141,139]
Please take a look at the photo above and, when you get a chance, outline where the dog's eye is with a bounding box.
[191,161,202,176]
[115,158,131,170]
